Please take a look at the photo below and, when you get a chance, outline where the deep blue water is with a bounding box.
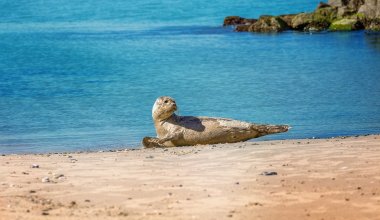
[1,0,380,154]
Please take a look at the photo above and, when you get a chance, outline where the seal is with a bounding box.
[142,96,290,148]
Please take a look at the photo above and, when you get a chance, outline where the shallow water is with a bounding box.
[1,0,380,153]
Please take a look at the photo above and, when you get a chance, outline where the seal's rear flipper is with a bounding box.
[251,124,290,137]
[266,125,290,134]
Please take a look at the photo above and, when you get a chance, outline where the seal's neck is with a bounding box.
[154,113,178,124]
[153,110,176,122]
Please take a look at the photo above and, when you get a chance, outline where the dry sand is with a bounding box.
[1,135,380,220]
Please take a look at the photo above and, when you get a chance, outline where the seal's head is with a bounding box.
[152,96,177,121]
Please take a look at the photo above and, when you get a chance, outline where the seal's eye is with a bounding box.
[164,100,169,103]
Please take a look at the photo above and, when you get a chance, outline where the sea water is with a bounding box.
[1,0,380,153]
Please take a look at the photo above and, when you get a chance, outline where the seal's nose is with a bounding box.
[172,102,177,110]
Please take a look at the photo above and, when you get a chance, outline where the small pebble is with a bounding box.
[53,173,64,179]
[29,190,36,193]
[31,164,39,168]
[84,199,91,202]
[41,177,50,183]
[260,171,278,176]
[146,155,154,159]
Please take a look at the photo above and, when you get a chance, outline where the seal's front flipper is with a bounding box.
[142,137,167,148]
[157,132,181,144]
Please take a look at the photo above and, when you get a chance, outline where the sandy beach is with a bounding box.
[1,135,380,220]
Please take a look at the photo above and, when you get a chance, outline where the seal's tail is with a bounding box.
[251,124,290,137]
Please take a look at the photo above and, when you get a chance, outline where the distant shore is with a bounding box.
[1,134,380,220]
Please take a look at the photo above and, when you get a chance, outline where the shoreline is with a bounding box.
[1,134,380,219]
[2,133,379,156]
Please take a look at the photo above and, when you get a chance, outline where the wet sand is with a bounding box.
[1,135,380,220]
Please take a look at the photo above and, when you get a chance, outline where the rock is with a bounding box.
[235,25,250,32]
[338,6,358,17]
[366,18,380,30]
[317,1,332,9]
[31,164,39,168]
[249,15,289,32]
[348,0,366,11]
[313,7,338,23]
[291,7,337,31]
[305,21,331,31]
[223,16,257,26]
[329,0,365,10]
[260,171,278,176]
[224,16,244,26]
[328,0,346,7]
[330,18,364,30]
[291,13,314,30]
[358,0,380,19]
[279,14,297,27]
[41,177,50,183]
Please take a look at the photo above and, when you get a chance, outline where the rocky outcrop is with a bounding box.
[249,16,289,32]
[223,0,380,32]
[223,16,257,26]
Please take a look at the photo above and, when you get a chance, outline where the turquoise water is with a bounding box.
[1,0,380,154]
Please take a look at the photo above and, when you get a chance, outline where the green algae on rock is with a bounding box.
[330,18,363,30]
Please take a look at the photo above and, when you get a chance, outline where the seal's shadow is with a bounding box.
[177,116,206,132]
